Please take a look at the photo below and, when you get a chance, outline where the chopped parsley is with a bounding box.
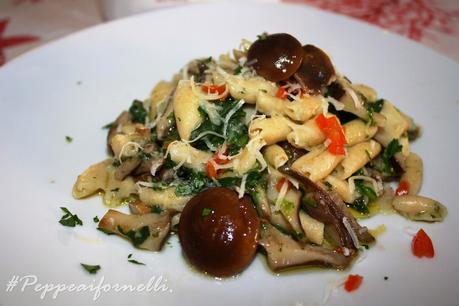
[93,216,99,223]
[129,100,148,124]
[382,139,402,173]
[65,136,73,143]
[150,205,163,214]
[117,225,150,247]
[102,122,113,129]
[81,263,100,274]
[112,159,121,167]
[234,65,242,75]
[280,199,295,214]
[201,208,213,217]
[355,181,377,202]
[348,180,377,215]
[127,254,146,265]
[59,207,83,227]
[257,32,268,40]
[363,96,384,125]
[367,99,384,113]
[348,197,369,214]
[190,98,248,155]
[175,169,215,196]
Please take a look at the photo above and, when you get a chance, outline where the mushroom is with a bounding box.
[279,164,374,249]
[107,111,131,154]
[247,33,303,82]
[294,45,335,95]
[258,222,351,271]
[114,157,141,181]
[178,187,260,277]
[98,209,170,251]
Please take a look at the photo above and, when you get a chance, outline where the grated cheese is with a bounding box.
[345,87,363,109]
[274,178,289,212]
[348,175,383,196]
[200,100,223,125]
[235,174,248,198]
[325,96,345,111]
[118,141,143,162]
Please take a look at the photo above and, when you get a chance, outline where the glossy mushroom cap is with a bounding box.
[294,44,335,94]
[247,33,303,82]
[178,187,260,277]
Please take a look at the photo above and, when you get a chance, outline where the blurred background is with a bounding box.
[0,0,458,66]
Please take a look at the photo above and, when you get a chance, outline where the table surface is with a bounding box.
[0,0,458,67]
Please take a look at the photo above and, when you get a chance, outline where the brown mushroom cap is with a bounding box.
[247,33,303,82]
[178,187,260,277]
[294,44,335,94]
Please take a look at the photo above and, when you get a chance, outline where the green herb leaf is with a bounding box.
[175,170,215,196]
[217,176,241,187]
[280,200,295,214]
[102,122,113,129]
[117,225,150,247]
[81,263,100,274]
[234,65,242,75]
[257,32,268,40]
[347,197,370,214]
[368,99,384,113]
[127,254,146,265]
[65,136,73,143]
[150,205,163,214]
[128,259,146,265]
[112,159,121,167]
[93,216,99,223]
[201,208,213,217]
[382,139,402,173]
[59,207,83,227]
[129,100,148,124]
[355,181,377,202]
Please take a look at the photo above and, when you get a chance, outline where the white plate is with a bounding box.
[1,3,458,306]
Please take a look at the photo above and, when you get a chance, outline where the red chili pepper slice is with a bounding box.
[412,229,434,258]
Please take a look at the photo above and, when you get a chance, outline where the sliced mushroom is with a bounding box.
[129,200,153,215]
[132,144,162,177]
[156,92,175,141]
[259,222,351,271]
[98,209,170,251]
[279,165,374,249]
[114,157,141,180]
[107,111,131,154]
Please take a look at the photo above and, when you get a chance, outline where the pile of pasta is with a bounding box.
[73,34,447,274]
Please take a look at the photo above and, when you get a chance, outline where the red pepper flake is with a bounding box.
[275,177,292,192]
[344,274,363,292]
[201,84,226,95]
[275,86,289,99]
[396,180,410,196]
[315,114,347,155]
[411,229,434,258]
[206,160,217,179]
